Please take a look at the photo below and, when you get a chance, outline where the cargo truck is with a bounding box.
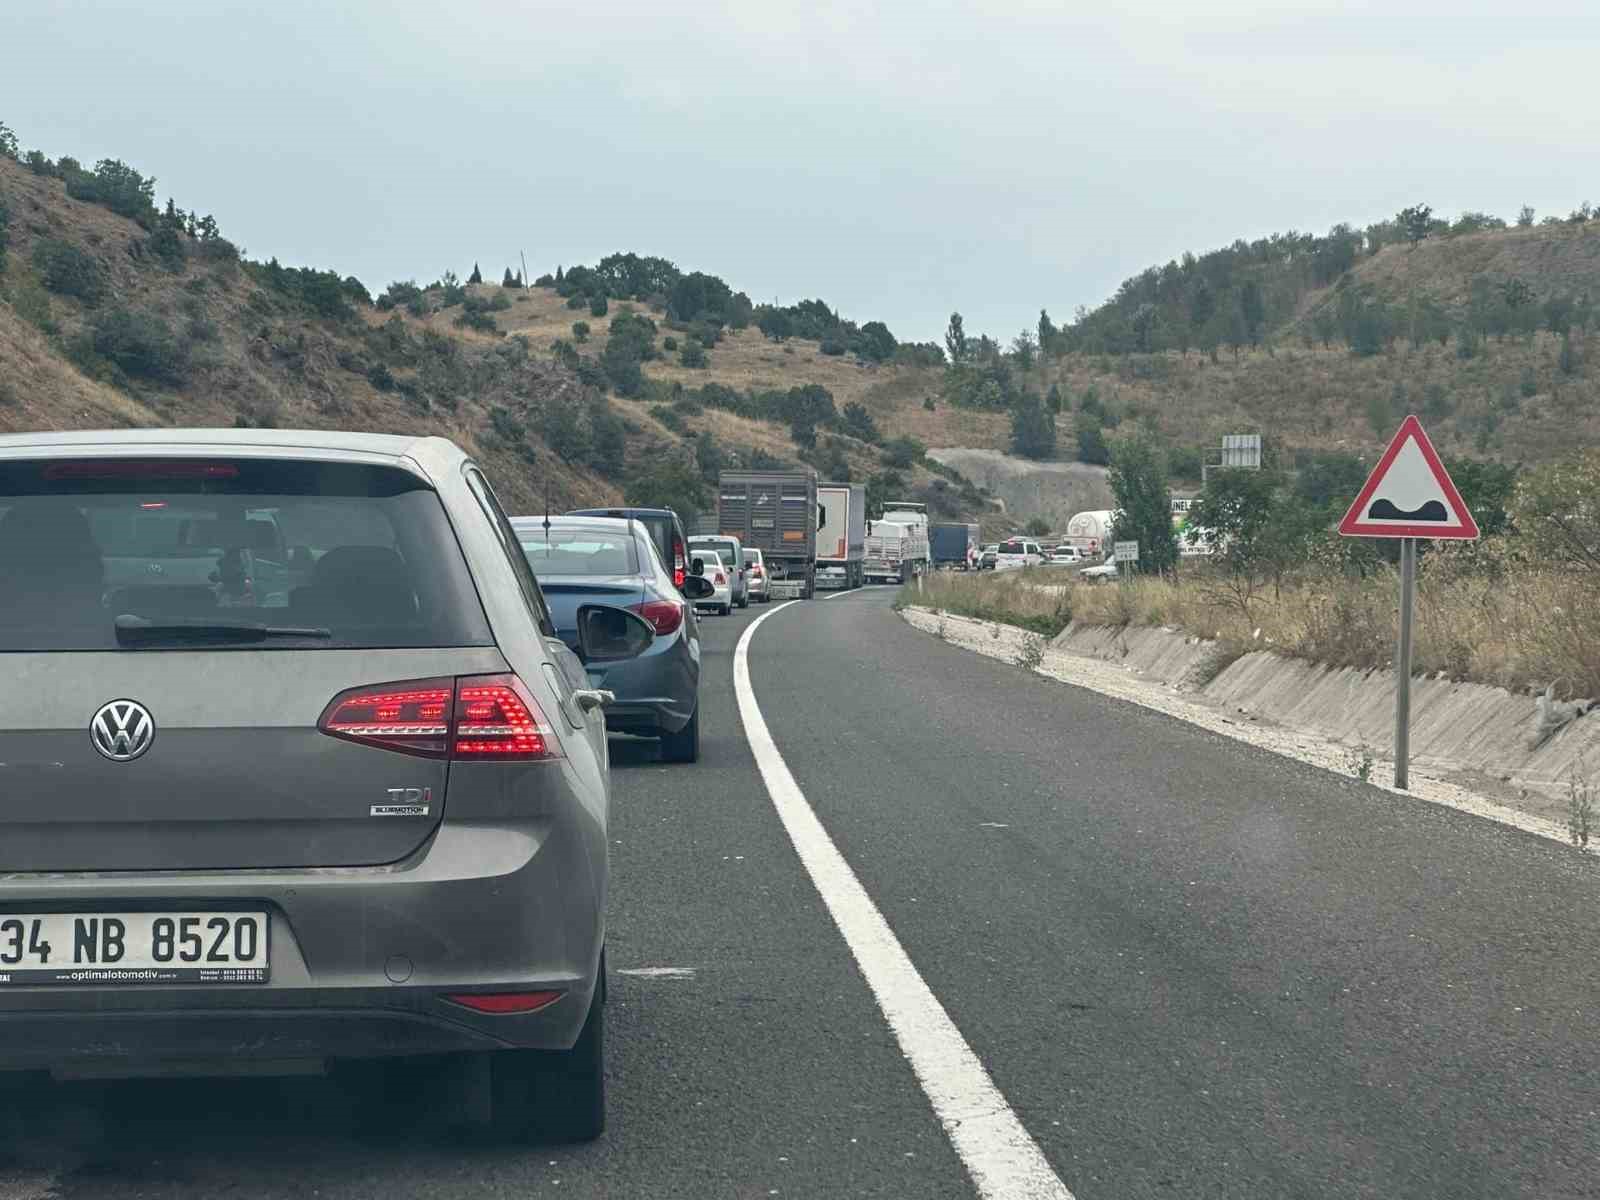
[929,522,981,569]
[863,519,930,584]
[816,482,867,590]
[717,469,819,599]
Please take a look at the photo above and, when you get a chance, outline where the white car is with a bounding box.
[993,539,1045,571]
[1078,561,1118,582]
[743,549,771,602]
[1047,545,1081,564]
[690,549,734,615]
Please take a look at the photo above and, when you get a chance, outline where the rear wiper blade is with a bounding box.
[113,614,333,645]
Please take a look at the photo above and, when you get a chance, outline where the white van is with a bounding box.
[993,539,1045,571]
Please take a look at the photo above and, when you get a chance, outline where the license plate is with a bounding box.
[0,912,269,985]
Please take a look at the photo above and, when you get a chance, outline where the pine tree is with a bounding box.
[944,312,969,363]
[468,262,483,285]
[502,267,516,287]
[1038,308,1058,357]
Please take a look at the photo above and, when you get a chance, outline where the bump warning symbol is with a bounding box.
[1338,416,1479,540]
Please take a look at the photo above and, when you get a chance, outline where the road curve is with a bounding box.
[747,588,1600,1198]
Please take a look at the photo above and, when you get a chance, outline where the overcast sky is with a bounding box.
[9,0,1600,342]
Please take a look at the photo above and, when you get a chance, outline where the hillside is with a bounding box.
[7,124,1600,539]
[0,143,985,529]
[1033,213,1600,475]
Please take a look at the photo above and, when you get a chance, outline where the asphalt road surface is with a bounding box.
[3,588,1597,1198]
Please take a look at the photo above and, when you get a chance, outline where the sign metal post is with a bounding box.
[1338,417,1477,790]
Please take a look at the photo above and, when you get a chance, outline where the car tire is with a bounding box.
[486,984,606,1144]
[719,604,731,616]
[659,705,700,763]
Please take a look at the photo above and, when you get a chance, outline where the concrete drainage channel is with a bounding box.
[901,606,1600,852]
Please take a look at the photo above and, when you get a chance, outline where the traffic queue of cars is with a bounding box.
[0,429,735,1152]
[977,539,1099,571]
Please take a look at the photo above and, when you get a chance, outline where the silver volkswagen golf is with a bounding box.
[0,429,707,1140]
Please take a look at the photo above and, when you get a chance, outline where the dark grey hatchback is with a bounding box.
[0,429,711,1141]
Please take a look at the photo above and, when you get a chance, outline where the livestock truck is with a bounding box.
[816,482,867,590]
[717,469,819,599]
[929,522,982,569]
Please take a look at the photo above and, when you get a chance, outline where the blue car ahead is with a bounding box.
[512,515,702,763]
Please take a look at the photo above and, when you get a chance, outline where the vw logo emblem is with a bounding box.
[90,700,156,763]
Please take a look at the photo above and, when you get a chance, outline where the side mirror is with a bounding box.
[681,575,715,601]
[689,556,706,577]
[575,604,656,664]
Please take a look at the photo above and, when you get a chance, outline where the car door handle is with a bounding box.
[573,689,615,713]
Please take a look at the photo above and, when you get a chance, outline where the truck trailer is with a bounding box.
[1065,509,1116,559]
[816,482,867,589]
[929,522,981,569]
[717,470,819,599]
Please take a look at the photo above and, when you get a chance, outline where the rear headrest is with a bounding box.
[313,545,409,591]
[297,545,417,625]
[0,499,102,574]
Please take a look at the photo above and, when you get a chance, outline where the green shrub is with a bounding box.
[572,320,590,343]
[680,341,708,368]
[588,397,627,475]
[367,362,396,392]
[820,335,846,356]
[589,295,608,318]
[32,239,105,304]
[7,279,55,333]
[89,308,190,384]
[566,294,586,310]
[662,335,677,351]
[64,158,158,224]
[1520,366,1539,398]
[651,404,686,433]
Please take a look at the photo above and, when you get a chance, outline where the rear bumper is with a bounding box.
[0,808,604,1072]
[0,988,581,1074]
[584,636,698,735]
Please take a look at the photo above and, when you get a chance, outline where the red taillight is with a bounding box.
[633,598,684,635]
[750,565,763,578]
[673,538,686,589]
[714,571,726,585]
[444,990,564,1014]
[319,680,454,757]
[318,675,559,761]
[453,675,555,759]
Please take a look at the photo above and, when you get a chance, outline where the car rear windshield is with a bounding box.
[569,508,674,568]
[518,524,639,576]
[743,550,761,564]
[693,539,737,560]
[999,543,1028,554]
[0,456,493,651]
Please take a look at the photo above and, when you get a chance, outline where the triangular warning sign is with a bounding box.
[1339,416,1479,540]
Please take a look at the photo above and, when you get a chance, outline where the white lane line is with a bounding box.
[821,587,863,600]
[617,966,696,979]
[734,603,1076,1200]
